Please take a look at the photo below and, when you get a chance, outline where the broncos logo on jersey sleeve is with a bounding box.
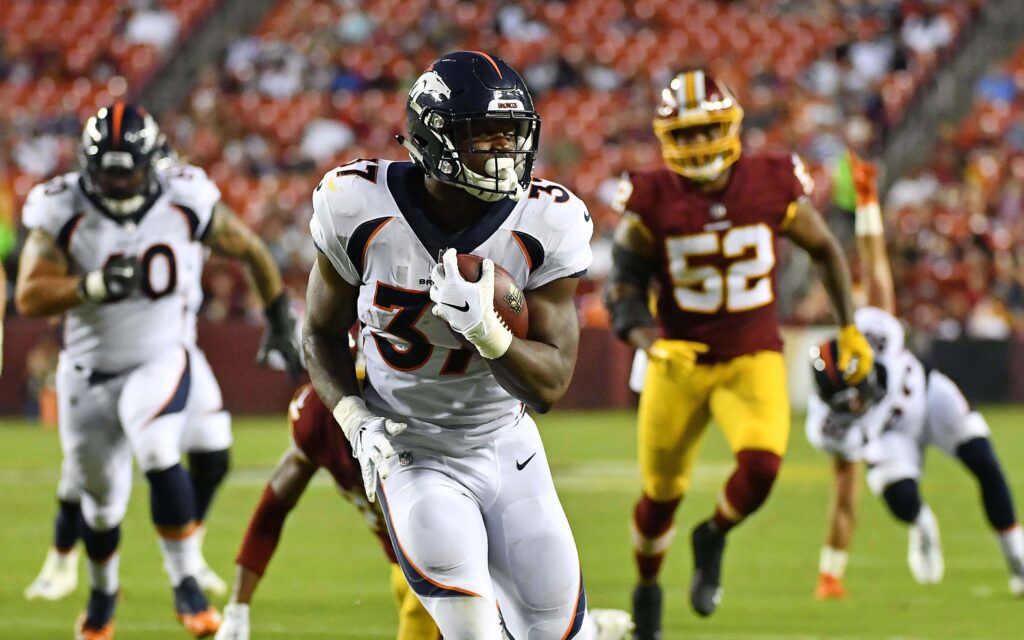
[514,178,593,290]
[159,163,221,240]
[310,159,389,286]
[21,174,85,250]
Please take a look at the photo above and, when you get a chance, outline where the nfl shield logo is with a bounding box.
[709,203,727,219]
[399,451,413,466]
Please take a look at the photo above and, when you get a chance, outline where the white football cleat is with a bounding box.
[908,505,944,585]
[591,608,635,640]
[196,560,228,597]
[1011,575,1024,597]
[214,603,249,640]
[194,526,228,597]
[24,547,80,601]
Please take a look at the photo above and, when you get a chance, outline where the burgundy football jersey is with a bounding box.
[288,384,396,563]
[623,152,811,362]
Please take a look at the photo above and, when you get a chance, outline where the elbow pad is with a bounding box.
[607,296,656,342]
[606,244,656,341]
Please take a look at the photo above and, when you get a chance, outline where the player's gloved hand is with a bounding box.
[429,248,513,360]
[257,293,304,382]
[77,255,141,303]
[214,602,249,640]
[849,150,879,209]
[333,396,407,503]
[837,324,874,384]
[646,339,709,380]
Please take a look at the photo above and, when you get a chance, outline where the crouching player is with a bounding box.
[807,152,1024,598]
[214,383,439,640]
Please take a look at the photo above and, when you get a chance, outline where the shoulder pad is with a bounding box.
[21,173,83,238]
[160,163,221,239]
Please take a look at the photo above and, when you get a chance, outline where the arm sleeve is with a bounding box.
[309,183,361,286]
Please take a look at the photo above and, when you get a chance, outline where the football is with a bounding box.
[456,253,529,339]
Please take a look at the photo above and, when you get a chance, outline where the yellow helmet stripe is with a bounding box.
[683,71,697,109]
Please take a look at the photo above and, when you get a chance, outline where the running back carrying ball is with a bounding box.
[455,253,529,339]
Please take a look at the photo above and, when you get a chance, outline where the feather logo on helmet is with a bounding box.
[409,71,452,106]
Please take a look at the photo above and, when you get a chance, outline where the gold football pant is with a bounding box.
[638,350,790,502]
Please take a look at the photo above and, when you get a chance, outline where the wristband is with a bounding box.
[332,396,371,441]
[463,309,513,360]
[855,202,883,236]
[78,271,107,303]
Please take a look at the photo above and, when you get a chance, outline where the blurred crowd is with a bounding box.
[1,0,1011,339]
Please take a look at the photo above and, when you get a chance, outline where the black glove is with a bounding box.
[78,255,142,303]
[257,293,304,381]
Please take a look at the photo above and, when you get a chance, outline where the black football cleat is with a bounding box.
[632,582,662,640]
[689,520,725,617]
[74,588,117,640]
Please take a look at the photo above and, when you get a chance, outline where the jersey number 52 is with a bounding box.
[665,223,774,314]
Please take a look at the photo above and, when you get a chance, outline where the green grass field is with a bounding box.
[1,407,1022,639]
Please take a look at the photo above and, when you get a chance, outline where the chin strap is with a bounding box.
[395,135,526,202]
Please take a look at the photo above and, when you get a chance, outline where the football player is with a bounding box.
[606,70,873,635]
[23,139,230,603]
[214,383,440,640]
[303,51,632,640]
[806,152,1024,599]
[15,103,302,639]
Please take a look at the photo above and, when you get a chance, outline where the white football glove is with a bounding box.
[333,396,407,503]
[429,248,513,360]
[214,603,249,640]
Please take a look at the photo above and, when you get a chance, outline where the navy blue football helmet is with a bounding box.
[398,51,540,202]
[80,102,163,216]
[810,339,886,415]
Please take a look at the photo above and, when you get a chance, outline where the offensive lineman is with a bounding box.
[806,152,1024,599]
[304,51,632,639]
[214,383,439,640]
[15,103,302,639]
[605,70,873,636]
[24,140,229,603]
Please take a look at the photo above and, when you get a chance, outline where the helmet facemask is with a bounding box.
[79,105,162,217]
[653,72,743,182]
[409,109,539,202]
[810,342,887,416]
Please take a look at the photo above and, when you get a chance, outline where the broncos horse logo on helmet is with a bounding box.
[810,339,887,416]
[397,51,541,202]
[80,102,163,217]
[653,69,744,183]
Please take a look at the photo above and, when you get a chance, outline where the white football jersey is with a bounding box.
[22,163,220,371]
[806,306,928,459]
[311,159,593,442]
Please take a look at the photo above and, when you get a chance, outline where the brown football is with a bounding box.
[456,253,529,339]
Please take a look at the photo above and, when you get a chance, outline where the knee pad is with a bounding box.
[55,499,83,552]
[501,496,579,612]
[957,437,1000,475]
[724,450,782,516]
[145,464,197,528]
[633,495,681,540]
[188,449,230,487]
[882,478,922,524]
[956,437,1017,530]
[81,524,120,561]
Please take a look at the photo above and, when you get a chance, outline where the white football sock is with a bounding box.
[159,530,202,587]
[89,552,119,595]
[998,524,1024,575]
[819,546,849,579]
